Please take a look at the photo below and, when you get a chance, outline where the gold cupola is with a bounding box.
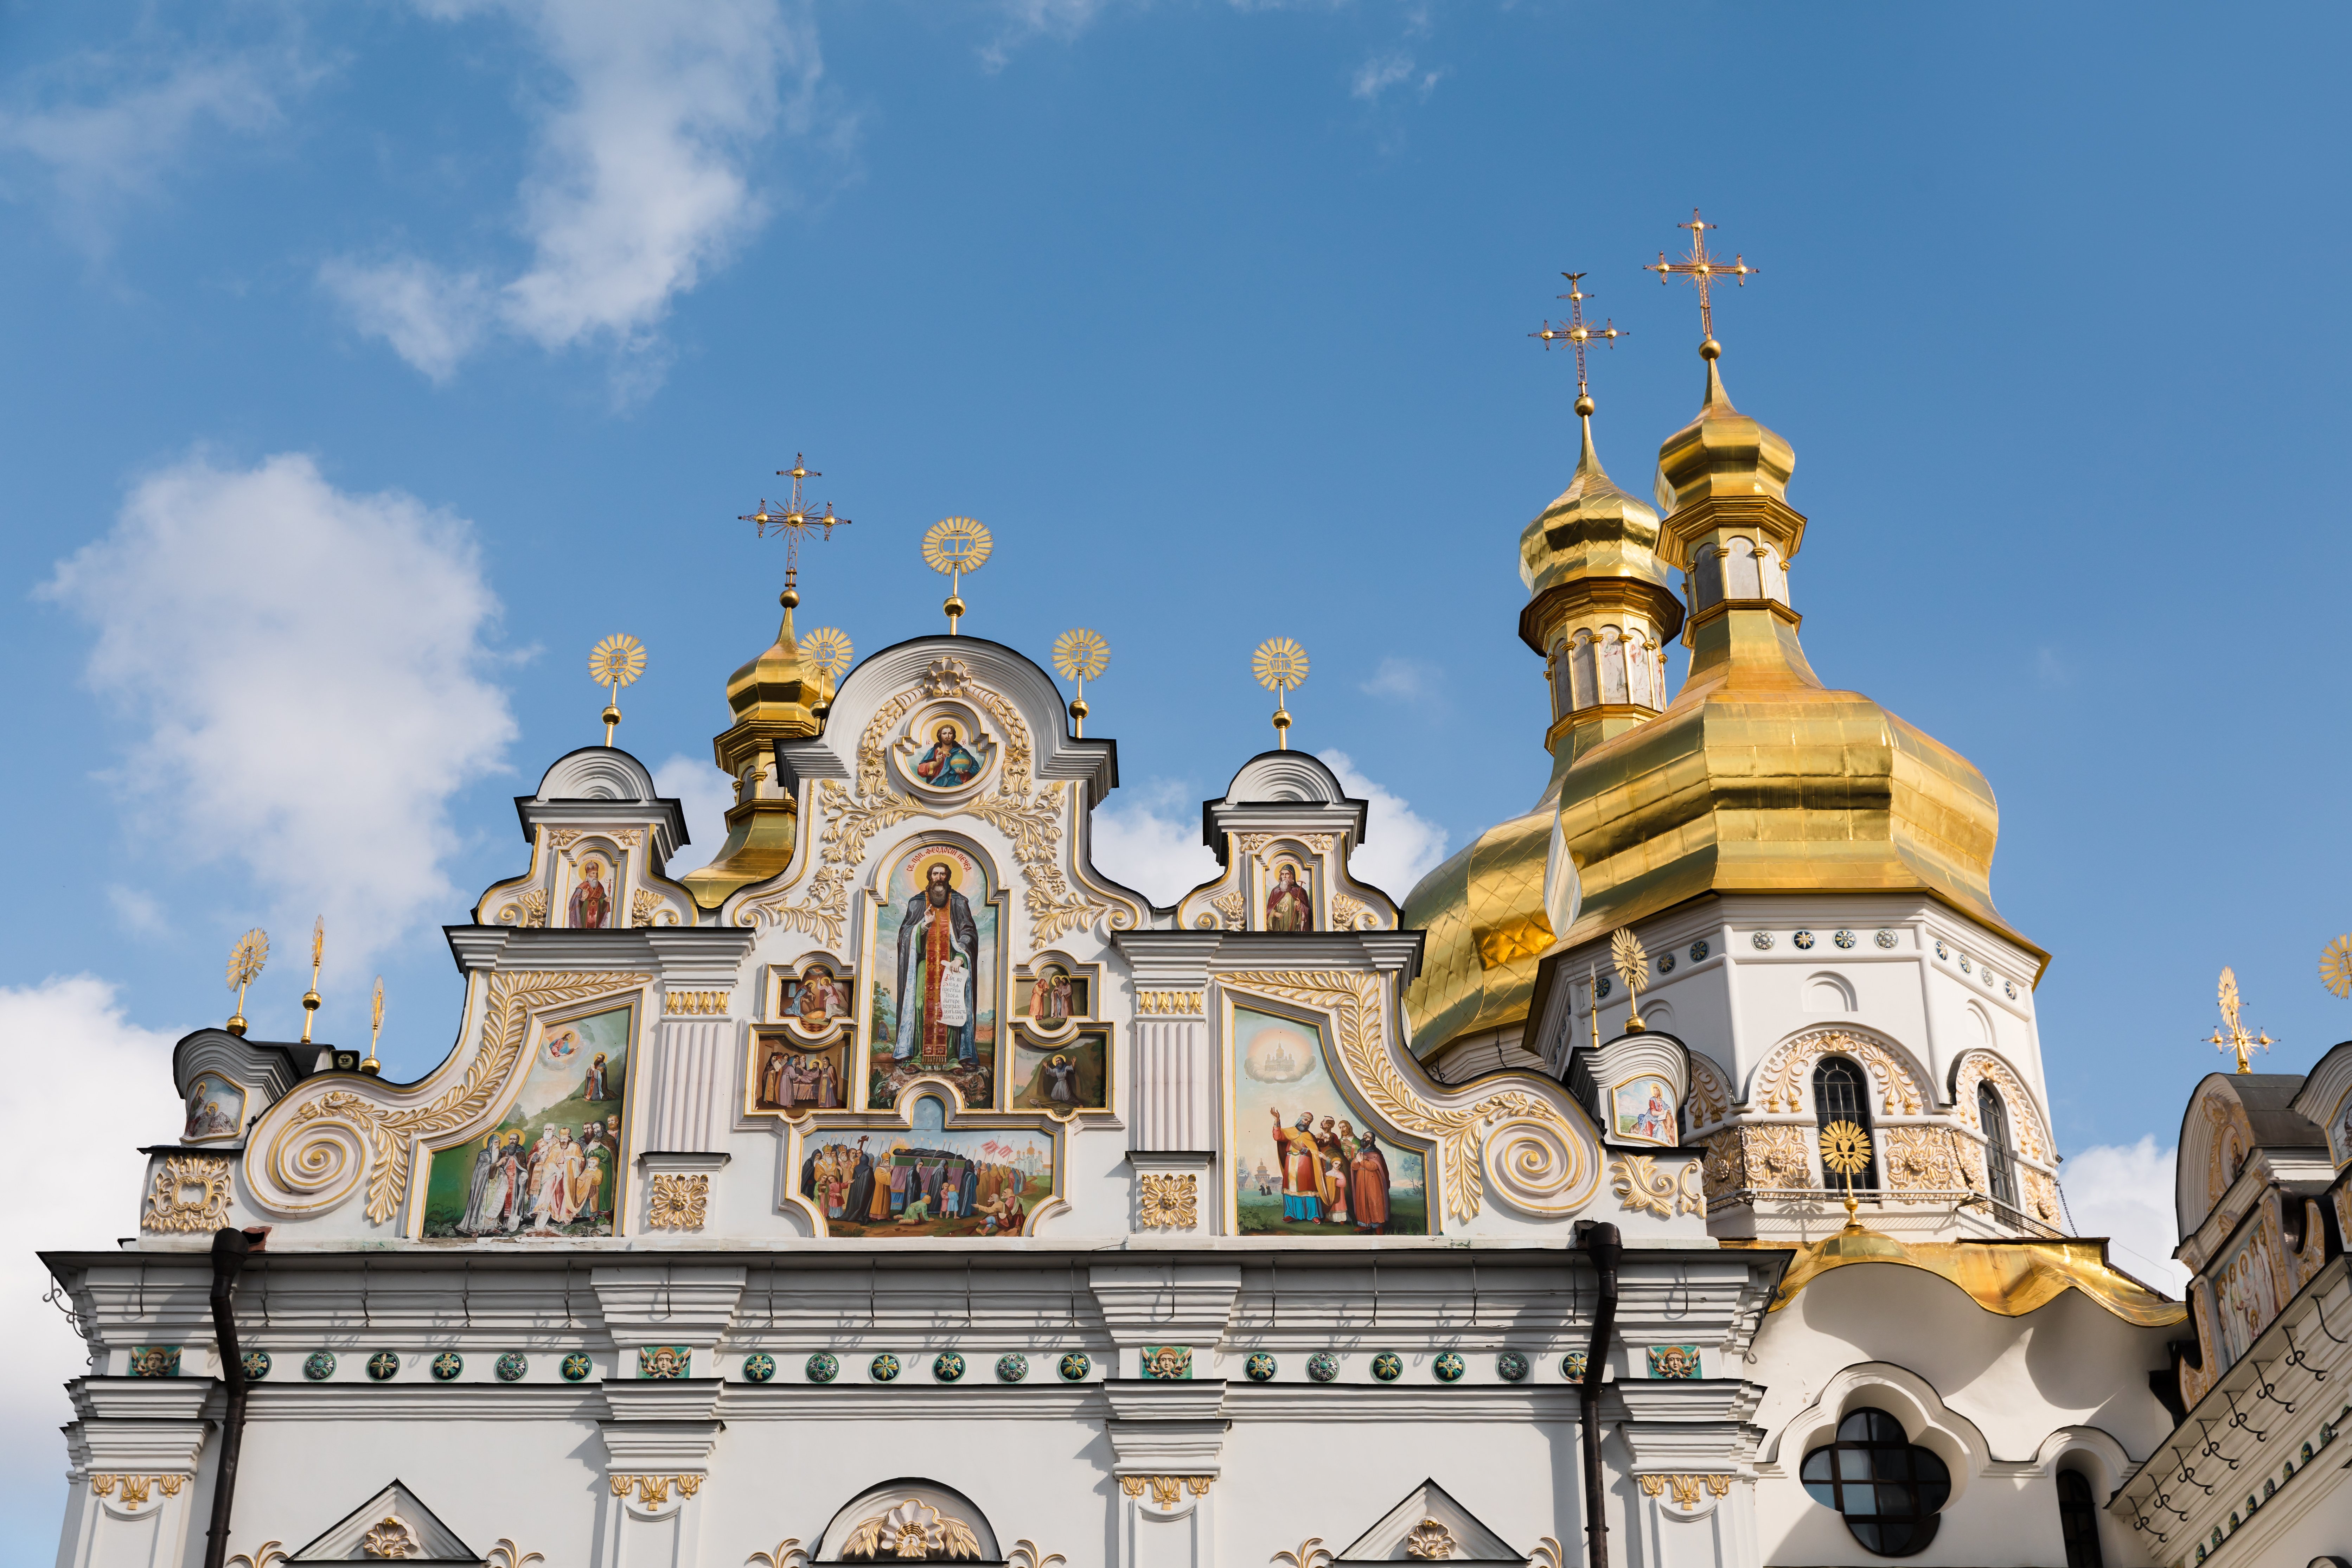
[680,577,833,909]
[1404,280,1685,1064]
[1548,335,2032,955]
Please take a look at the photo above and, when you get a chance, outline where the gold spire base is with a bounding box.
[1271,707,1292,749]
[1069,696,1088,737]
[225,1013,248,1038]
[602,705,621,747]
[359,1056,381,1076]
[944,594,965,634]
[681,795,802,910]
[300,991,321,1045]
[1623,1011,1646,1034]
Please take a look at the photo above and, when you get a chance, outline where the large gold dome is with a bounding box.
[1405,345,2036,1065]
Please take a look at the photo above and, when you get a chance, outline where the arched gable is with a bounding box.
[1747,1026,1934,1118]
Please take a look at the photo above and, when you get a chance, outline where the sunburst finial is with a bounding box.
[301,915,325,1044]
[1609,928,1651,1032]
[1053,629,1110,737]
[363,975,384,1076]
[922,517,992,633]
[1819,1120,1872,1229]
[1252,638,1309,749]
[224,928,268,1037]
[589,633,646,745]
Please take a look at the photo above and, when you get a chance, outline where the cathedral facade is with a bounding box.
[46,302,2352,1568]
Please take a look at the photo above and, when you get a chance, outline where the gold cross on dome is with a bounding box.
[1645,209,1757,343]
[738,452,852,584]
[1531,271,1624,402]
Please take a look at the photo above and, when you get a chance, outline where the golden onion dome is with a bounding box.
[683,585,831,910]
[1401,805,1556,1062]
[1518,417,1675,605]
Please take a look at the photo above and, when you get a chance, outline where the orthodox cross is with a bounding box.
[2206,965,2274,1074]
[739,452,852,595]
[1644,209,1757,344]
[1532,271,1624,408]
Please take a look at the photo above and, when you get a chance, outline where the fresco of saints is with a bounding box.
[1349,1131,1392,1234]
[894,861,981,1066]
[1266,863,1313,933]
[583,1051,609,1100]
[797,968,847,1024]
[913,723,983,788]
[568,858,612,929]
[1033,970,1072,1023]
[1270,1108,1336,1221]
[1043,1053,1078,1104]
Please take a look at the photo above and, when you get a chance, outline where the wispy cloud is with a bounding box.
[327,0,842,392]
[45,452,517,968]
[2062,1135,2188,1293]
[1351,50,1442,103]
[1089,780,1221,906]
[1360,656,1439,701]
[1322,749,1449,898]
[981,0,1112,71]
[0,33,324,251]
[653,753,737,876]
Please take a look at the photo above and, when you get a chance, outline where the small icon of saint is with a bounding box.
[1265,863,1314,933]
[569,858,612,928]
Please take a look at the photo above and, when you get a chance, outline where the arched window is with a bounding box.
[1813,1056,1880,1189]
[2056,1468,2104,1567]
[1978,1082,2018,1207]
[1800,1409,1950,1556]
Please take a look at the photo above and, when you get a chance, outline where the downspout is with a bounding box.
[1576,1220,1622,1568]
[202,1227,257,1568]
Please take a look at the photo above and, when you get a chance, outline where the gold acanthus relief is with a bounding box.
[258,971,648,1225]
[610,1475,703,1505]
[1137,991,1204,1015]
[1752,1029,1924,1117]
[646,1174,709,1230]
[741,661,1140,954]
[143,1155,233,1233]
[1610,1153,1705,1219]
[1137,1173,1197,1229]
[1220,972,1596,1222]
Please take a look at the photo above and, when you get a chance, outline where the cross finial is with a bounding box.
[738,452,852,599]
[2206,965,2274,1074]
[1531,270,1624,413]
[1644,209,1757,348]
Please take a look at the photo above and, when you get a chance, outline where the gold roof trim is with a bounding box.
[1731,1233,2187,1326]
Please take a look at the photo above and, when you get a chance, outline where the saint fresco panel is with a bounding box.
[1264,859,1314,933]
[1611,1075,1678,1146]
[869,843,999,1109]
[1011,1027,1109,1113]
[421,1004,632,1239]
[2211,1218,2282,1371]
[1016,964,1089,1023]
[1231,1005,1426,1235]
[753,1028,850,1114]
[799,1094,1050,1237]
[183,1073,245,1143]
[565,855,616,929]
[775,962,854,1027]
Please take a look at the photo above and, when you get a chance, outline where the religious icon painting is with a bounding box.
[1010,1026,1109,1115]
[904,718,990,792]
[772,960,855,1031]
[1263,858,1315,933]
[1610,1075,1679,1147]
[1229,1004,1427,1236]
[2211,1215,2283,1372]
[797,1093,1053,1238]
[868,843,1001,1111]
[181,1073,246,1143]
[419,1001,634,1239]
[750,1028,850,1117]
[563,852,619,930]
[1016,962,1092,1024]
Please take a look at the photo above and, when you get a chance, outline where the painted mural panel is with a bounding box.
[421,1004,632,1238]
[2212,1215,2283,1371]
[1232,1005,1426,1235]
[869,843,999,1109]
[753,1029,850,1113]
[798,1094,1050,1237]
[1011,1027,1108,1113]
[183,1073,245,1143]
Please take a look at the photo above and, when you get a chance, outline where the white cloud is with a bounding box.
[980,0,1111,71]
[1322,749,1449,899]
[0,42,318,249]
[2062,1135,2189,1294]
[653,753,736,875]
[106,886,166,936]
[44,452,517,968]
[0,979,181,1523]
[329,0,831,385]
[1359,656,1436,701]
[315,257,490,385]
[1350,51,1440,103]
[1089,781,1220,907]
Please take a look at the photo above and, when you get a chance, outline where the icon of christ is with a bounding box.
[894,861,981,1066]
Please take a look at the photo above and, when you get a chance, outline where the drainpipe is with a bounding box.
[1576,1220,1622,1568]
[202,1227,257,1568]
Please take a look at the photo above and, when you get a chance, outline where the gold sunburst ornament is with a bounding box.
[363,975,384,1076]
[1819,1120,1872,1229]
[1252,638,1309,749]
[800,626,854,679]
[2321,936,2352,1000]
[224,928,268,1037]
[1609,927,1651,1033]
[2206,964,2274,1074]
[589,633,646,746]
[1053,629,1110,737]
[922,517,992,633]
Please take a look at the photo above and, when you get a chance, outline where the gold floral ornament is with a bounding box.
[1252,637,1309,750]
[225,928,268,1038]
[840,1498,982,1561]
[1137,1173,1197,1229]
[1819,1120,1872,1229]
[1610,927,1651,1032]
[922,517,992,635]
[647,1173,709,1230]
[589,633,646,747]
[2206,965,2274,1074]
[144,1154,232,1233]
[1052,629,1109,738]
[2322,935,2352,999]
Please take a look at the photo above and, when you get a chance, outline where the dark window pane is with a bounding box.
[2058,1469,2105,1567]
[1802,1449,1833,1482]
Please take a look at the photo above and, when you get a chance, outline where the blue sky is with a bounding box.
[5,0,2350,1546]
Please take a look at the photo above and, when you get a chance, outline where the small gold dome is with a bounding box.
[1517,418,1678,610]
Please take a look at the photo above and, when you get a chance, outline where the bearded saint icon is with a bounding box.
[894,863,980,1066]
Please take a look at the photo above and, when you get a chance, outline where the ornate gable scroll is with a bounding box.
[1750,1028,1927,1117]
[1682,1052,1733,1134]
[742,659,1138,955]
[249,971,647,1225]
[1220,972,1598,1223]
